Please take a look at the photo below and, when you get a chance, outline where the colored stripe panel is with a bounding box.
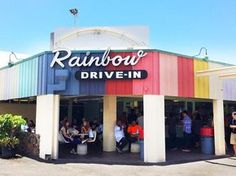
[194,60,209,99]
[159,53,178,96]
[9,66,19,99]
[105,52,133,95]
[79,52,105,95]
[178,57,194,98]
[132,52,160,95]
[0,65,19,100]
[19,58,39,98]
[79,53,105,95]
[223,79,236,101]
[208,62,226,99]
[1,50,236,101]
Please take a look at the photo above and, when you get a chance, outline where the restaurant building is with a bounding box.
[0,27,235,163]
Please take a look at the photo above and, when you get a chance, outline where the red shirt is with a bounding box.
[127,125,144,139]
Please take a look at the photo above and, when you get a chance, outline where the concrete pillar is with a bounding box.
[36,94,60,160]
[213,99,226,155]
[103,96,117,152]
[143,95,166,163]
[212,78,225,156]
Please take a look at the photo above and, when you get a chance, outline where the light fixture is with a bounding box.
[193,47,208,61]
[69,8,78,26]
[69,8,78,16]
[8,51,18,67]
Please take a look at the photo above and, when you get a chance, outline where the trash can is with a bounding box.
[200,127,214,155]
[139,140,144,159]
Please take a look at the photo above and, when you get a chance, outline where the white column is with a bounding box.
[143,95,165,163]
[213,99,226,155]
[36,94,60,160]
[212,78,225,155]
[103,96,117,152]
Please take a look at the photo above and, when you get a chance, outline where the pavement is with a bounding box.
[0,157,236,176]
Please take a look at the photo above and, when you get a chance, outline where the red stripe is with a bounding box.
[133,52,160,95]
[105,52,133,95]
[177,57,194,97]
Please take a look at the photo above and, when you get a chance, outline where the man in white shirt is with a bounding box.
[114,120,128,153]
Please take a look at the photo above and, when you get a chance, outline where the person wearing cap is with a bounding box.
[230,111,236,156]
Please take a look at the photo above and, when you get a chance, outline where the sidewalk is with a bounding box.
[1,157,236,176]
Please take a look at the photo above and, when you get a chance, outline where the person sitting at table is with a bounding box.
[67,124,80,137]
[59,116,68,129]
[115,120,129,153]
[81,120,90,134]
[97,120,103,142]
[80,120,94,142]
[87,122,96,142]
[88,122,96,138]
[81,117,87,126]
[127,120,143,143]
[60,120,81,154]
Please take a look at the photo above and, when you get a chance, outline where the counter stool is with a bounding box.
[130,142,140,153]
[77,143,87,155]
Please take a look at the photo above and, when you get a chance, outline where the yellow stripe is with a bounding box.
[194,60,209,99]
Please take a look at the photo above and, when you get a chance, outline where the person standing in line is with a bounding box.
[230,112,236,156]
[181,110,192,152]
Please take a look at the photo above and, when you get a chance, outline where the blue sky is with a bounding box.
[0,0,236,64]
